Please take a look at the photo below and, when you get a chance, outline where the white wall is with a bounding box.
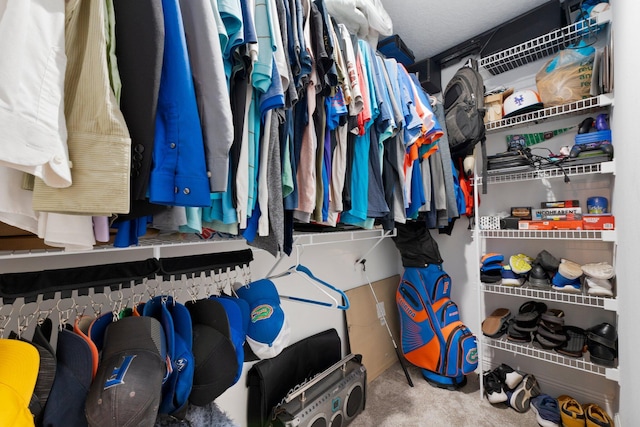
[610,1,640,426]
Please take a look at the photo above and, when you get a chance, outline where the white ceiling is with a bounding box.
[378,0,551,60]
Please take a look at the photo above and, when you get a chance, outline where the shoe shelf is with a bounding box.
[483,283,618,312]
[484,336,619,382]
[485,94,613,133]
[477,229,616,242]
[477,161,615,186]
[479,12,611,76]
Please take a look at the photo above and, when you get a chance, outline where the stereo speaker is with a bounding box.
[273,354,366,427]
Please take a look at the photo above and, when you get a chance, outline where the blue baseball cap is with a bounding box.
[213,296,248,384]
[235,279,290,359]
[143,296,194,416]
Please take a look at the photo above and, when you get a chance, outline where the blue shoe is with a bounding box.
[551,273,582,293]
[531,394,561,426]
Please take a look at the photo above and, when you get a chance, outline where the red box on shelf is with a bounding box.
[582,215,615,230]
[518,220,584,230]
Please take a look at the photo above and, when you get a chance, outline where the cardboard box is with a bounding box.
[582,215,615,230]
[541,200,580,208]
[0,222,32,237]
[511,206,532,219]
[500,216,520,230]
[484,88,513,123]
[519,220,584,230]
[345,276,402,384]
[532,207,582,220]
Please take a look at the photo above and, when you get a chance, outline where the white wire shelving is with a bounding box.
[0,227,395,261]
[477,229,615,241]
[478,160,615,186]
[479,13,611,76]
[482,283,618,312]
[484,336,619,382]
[485,94,613,133]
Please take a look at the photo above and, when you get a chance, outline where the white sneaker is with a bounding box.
[581,262,615,280]
[586,277,614,297]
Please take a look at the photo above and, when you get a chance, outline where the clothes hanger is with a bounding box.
[266,246,350,310]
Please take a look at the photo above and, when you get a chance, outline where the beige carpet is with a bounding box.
[350,362,540,427]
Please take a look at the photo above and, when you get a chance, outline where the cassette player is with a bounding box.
[273,354,367,427]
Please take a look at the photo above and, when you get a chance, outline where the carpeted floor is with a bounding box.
[350,362,540,427]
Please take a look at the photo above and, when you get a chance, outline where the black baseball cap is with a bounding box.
[185,298,237,406]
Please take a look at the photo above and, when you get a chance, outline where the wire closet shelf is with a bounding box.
[479,14,610,76]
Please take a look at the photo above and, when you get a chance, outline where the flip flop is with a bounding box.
[538,324,568,342]
[507,320,532,343]
[515,301,547,323]
[482,308,511,337]
[533,333,564,350]
[556,326,586,358]
[540,308,565,327]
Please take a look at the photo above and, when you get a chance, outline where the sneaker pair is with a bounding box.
[585,276,614,297]
[483,363,523,404]
[558,395,585,427]
[501,265,524,286]
[558,396,615,427]
[581,262,615,280]
[531,394,561,427]
[510,253,534,274]
[506,374,541,412]
[551,272,582,293]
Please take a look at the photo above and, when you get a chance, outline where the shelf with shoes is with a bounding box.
[484,336,619,382]
[482,283,618,312]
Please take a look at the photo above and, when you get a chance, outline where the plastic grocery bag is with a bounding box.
[535,41,595,106]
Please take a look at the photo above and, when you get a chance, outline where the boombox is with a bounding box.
[273,354,366,427]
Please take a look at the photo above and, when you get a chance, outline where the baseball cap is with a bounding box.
[0,338,39,427]
[213,296,249,384]
[235,279,291,359]
[88,310,115,353]
[74,315,99,379]
[143,295,194,416]
[28,318,57,424]
[185,298,237,406]
[503,90,544,118]
[42,326,93,427]
[86,316,166,427]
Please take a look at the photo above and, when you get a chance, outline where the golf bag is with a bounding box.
[396,264,478,389]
